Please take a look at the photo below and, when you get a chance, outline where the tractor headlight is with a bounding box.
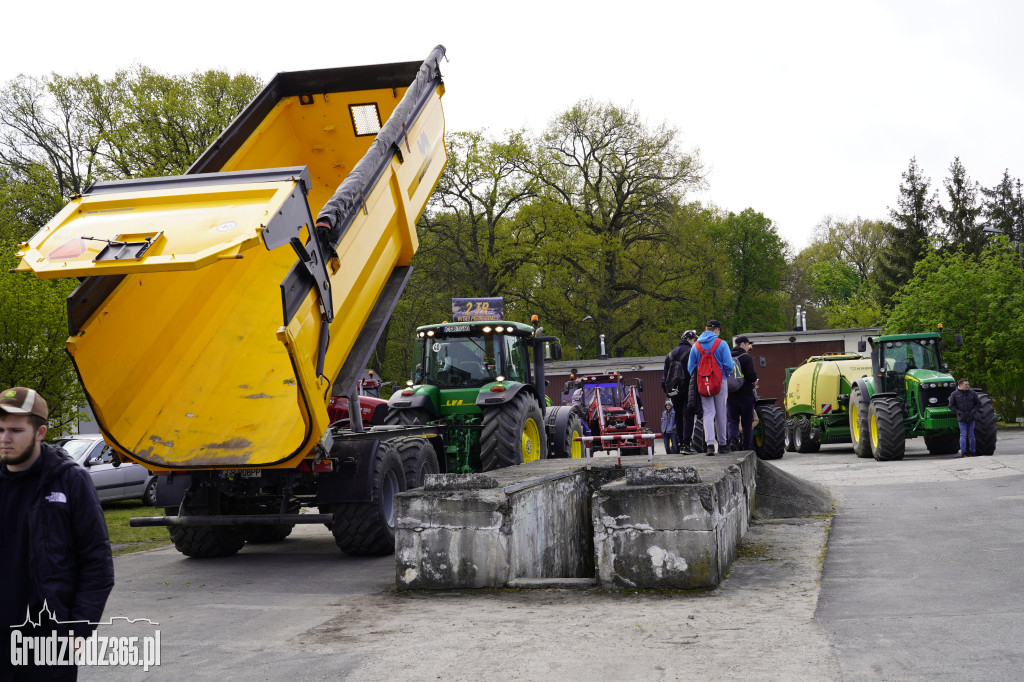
[929,397,938,404]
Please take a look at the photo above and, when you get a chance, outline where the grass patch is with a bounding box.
[736,541,775,560]
[102,501,172,556]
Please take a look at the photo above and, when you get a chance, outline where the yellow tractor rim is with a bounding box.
[870,412,879,448]
[850,402,860,442]
[522,417,542,463]
[569,429,583,459]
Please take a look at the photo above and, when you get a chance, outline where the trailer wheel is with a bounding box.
[850,386,872,458]
[480,392,547,471]
[924,433,960,456]
[167,502,246,558]
[330,441,407,555]
[692,415,707,451]
[974,394,998,456]
[784,419,797,453]
[396,437,439,488]
[384,407,433,426]
[869,398,905,461]
[753,404,786,460]
[561,411,584,459]
[793,416,821,454]
[241,499,300,544]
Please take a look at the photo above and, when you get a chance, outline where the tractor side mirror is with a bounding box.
[549,343,563,360]
[954,334,963,346]
[857,340,866,353]
[636,378,643,392]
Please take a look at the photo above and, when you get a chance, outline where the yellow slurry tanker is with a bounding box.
[13,47,449,557]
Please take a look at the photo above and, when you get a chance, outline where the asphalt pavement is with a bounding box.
[77,429,1024,680]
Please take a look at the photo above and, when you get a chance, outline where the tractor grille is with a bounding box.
[919,384,954,414]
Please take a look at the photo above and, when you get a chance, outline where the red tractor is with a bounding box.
[571,372,653,456]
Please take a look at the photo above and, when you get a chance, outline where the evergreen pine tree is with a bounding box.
[876,157,937,307]
[937,157,984,255]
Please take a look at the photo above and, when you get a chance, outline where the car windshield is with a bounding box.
[56,438,96,460]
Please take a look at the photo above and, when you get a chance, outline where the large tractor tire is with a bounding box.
[330,441,407,556]
[396,437,440,489]
[849,386,872,458]
[384,407,433,426]
[242,499,300,544]
[753,404,786,460]
[480,392,547,471]
[974,394,998,456]
[784,419,797,453]
[869,398,905,461]
[167,501,246,558]
[924,432,960,456]
[793,416,821,454]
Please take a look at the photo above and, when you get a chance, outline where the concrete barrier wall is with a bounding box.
[394,453,756,590]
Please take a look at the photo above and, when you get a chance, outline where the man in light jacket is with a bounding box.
[687,320,735,455]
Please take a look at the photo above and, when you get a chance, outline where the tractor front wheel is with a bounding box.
[753,404,786,460]
[850,386,872,458]
[384,407,433,427]
[562,410,584,459]
[869,398,905,461]
[396,437,439,489]
[974,394,998,456]
[480,392,547,471]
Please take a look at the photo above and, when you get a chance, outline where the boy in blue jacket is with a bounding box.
[687,320,735,455]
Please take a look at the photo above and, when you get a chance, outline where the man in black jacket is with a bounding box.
[727,336,758,451]
[663,330,698,453]
[1,387,115,680]
[948,378,982,457]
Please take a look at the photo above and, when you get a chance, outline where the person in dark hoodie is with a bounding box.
[663,330,698,453]
[727,335,758,450]
[1,387,114,680]
[948,378,982,457]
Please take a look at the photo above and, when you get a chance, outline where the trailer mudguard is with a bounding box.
[317,439,383,504]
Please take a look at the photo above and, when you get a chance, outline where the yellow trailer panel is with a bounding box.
[13,47,447,470]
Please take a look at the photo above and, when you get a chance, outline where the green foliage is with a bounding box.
[981,168,1024,244]
[884,238,1024,419]
[936,157,984,256]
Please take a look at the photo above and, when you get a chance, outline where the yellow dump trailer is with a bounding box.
[14,47,448,557]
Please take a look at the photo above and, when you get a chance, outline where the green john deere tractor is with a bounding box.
[385,319,584,472]
[848,330,997,461]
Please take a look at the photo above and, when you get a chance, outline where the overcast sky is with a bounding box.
[4,0,1021,250]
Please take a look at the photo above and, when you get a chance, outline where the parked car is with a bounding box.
[54,434,157,505]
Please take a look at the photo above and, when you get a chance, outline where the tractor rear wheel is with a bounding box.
[850,386,872,458]
[480,392,547,471]
[793,416,821,454]
[396,437,439,489]
[784,419,797,452]
[869,398,905,461]
[753,404,786,460]
[974,394,998,456]
[330,441,406,555]
[384,407,433,426]
[924,433,960,456]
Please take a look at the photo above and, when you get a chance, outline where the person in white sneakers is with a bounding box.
[687,320,735,455]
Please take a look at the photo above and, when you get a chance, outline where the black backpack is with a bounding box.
[665,347,687,397]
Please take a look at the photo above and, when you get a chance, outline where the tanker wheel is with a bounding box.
[480,392,547,471]
[974,394,998,456]
[396,436,440,489]
[794,416,821,454]
[330,440,407,556]
[784,419,797,453]
[384,407,433,426]
[241,499,300,544]
[924,432,960,456]
[850,386,872,458]
[167,502,246,558]
[753,404,786,460]
[692,415,706,451]
[562,411,584,459]
[869,398,905,461]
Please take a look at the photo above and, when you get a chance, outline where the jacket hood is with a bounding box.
[696,330,720,347]
[39,441,78,486]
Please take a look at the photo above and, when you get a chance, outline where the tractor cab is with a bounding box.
[412,321,533,389]
[870,333,953,402]
[572,372,647,451]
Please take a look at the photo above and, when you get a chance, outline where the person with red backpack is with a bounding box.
[686,320,735,455]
